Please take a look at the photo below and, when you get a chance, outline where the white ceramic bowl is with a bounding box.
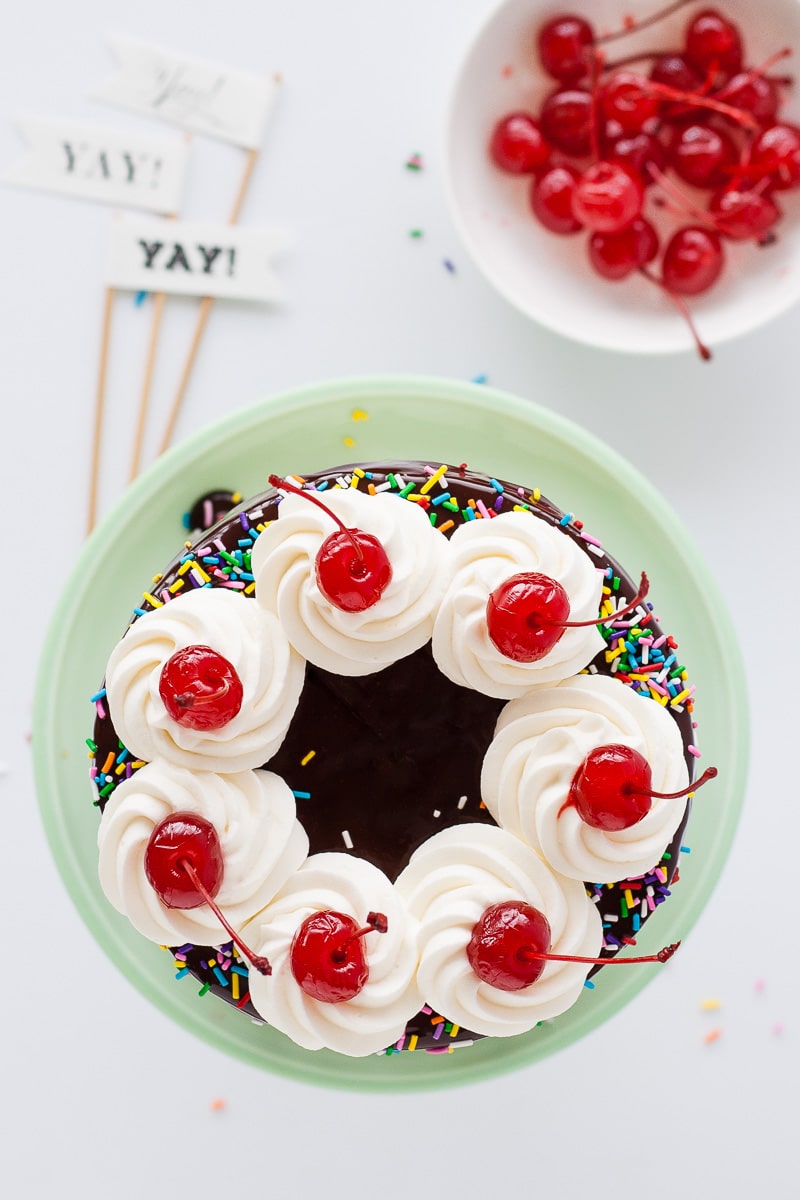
[444,0,800,355]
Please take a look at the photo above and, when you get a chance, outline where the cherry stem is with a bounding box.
[268,474,365,567]
[589,48,604,163]
[639,266,712,361]
[175,673,231,710]
[602,49,662,71]
[626,764,718,800]
[330,911,388,964]
[541,572,650,628]
[519,941,681,965]
[178,858,272,976]
[648,163,719,229]
[594,0,695,46]
[636,76,760,128]
[716,46,792,99]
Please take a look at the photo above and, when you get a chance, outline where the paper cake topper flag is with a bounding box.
[93,36,278,149]
[106,216,287,301]
[2,117,188,212]
[90,35,283,490]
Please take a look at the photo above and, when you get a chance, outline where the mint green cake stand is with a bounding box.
[34,375,747,1092]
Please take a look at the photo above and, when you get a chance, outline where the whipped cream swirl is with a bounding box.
[97,762,309,947]
[395,824,602,1037]
[431,512,606,698]
[251,487,448,676]
[481,674,690,883]
[105,587,305,772]
[243,853,423,1056]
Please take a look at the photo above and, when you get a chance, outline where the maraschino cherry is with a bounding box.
[565,743,719,831]
[144,812,272,974]
[571,161,644,233]
[290,910,388,1003]
[269,475,392,613]
[489,112,551,174]
[159,645,244,731]
[486,570,649,663]
[467,900,680,993]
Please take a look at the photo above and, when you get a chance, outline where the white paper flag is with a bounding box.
[93,37,278,149]
[106,216,287,302]
[2,117,189,212]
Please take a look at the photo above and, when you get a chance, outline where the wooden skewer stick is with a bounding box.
[128,289,167,481]
[157,146,259,456]
[127,140,188,482]
[87,285,116,534]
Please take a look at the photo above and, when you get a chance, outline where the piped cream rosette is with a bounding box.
[97,761,309,947]
[395,824,602,1037]
[481,674,690,883]
[105,588,305,772]
[251,486,448,676]
[431,512,606,699]
[242,853,424,1057]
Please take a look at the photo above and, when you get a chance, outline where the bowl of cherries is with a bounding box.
[444,0,800,358]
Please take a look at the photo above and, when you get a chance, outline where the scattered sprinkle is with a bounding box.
[342,829,354,850]
[405,153,424,171]
[704,1029,723,1045]
[210,1098,226,1112]
[409,229,424,238]
[700,998,722,1011]
[443,258,456,273]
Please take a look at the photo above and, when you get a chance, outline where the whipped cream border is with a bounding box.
[242,853,424,1056]
[482,673,691,883]
[432,511,606,699]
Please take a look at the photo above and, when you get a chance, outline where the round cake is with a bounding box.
[89,460,708,1058]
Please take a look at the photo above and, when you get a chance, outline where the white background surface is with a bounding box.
[0,1,794,1197]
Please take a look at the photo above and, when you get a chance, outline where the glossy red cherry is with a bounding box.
[684,8,742,77]
[531,165,583,234]
[566,743,718,831]
[144,812,272,974]
[486,570,649,663]
[709,187,781,240]
[540,88,593,156]
[290,910,388,1003]
[719,72,779,126]
[589,217,659,280]
[669,122,738,189]
[269,474,392,613]
[315,530,393,612]
[662,226,724,294]
[537,14,594,83]
[599,72,660,135]
[571,161,644,233]
[467,901,551,990]
[607,132,668,186]
[489,112,551,174]
[649,53,704,121]
[145,811,223,910]
[468,899,682,991]
[159,645,244,731]
[486,572,570,662]
[750,123,800,190]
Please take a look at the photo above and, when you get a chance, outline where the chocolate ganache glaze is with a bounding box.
[91,462,696,1055]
